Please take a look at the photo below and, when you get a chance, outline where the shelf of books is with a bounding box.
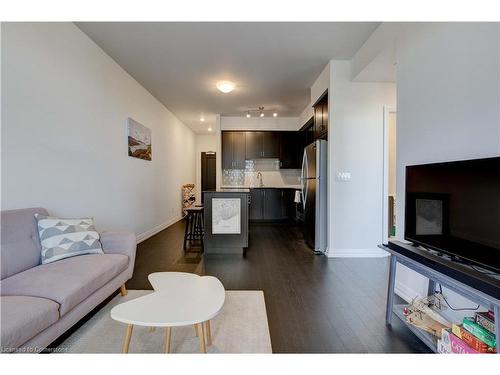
[395,299,497,354]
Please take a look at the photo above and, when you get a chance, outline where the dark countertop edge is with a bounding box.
[203,190,250,193]
[219,186,301,190]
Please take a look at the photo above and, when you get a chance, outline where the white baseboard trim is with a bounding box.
[394,280,422,303]
[326,247,389,258]
[136,215,183,243]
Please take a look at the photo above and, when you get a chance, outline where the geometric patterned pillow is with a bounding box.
[34,214,104,264]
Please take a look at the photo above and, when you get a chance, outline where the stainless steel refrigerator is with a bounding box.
[300,139,327,253]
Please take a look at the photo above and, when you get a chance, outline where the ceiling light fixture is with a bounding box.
[208,127,213,132]
[200,117,205,122]
[216,80,235,93]
[245,106,277,118]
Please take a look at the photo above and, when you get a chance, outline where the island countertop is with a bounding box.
[209,188,250,193]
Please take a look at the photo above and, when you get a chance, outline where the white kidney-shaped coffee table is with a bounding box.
[110,272,225,353]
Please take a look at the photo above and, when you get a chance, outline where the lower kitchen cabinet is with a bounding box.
[263,189,282,220]
[249,188,296,222]
[249,188,264,221]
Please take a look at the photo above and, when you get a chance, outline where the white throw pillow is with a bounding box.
[35,214,104,264]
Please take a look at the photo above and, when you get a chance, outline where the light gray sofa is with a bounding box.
[0,207,136,353]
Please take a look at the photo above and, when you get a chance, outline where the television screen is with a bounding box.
[405,157,500,273]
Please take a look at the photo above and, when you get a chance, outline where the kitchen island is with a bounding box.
[203,189,249,255]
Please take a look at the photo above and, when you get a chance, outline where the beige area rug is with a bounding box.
[58,290,272,353]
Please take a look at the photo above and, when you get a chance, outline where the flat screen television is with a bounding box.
[405,156,500,273]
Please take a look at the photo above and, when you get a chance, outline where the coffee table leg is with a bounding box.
[204,321,212,346]
[122,324,133,353]
[164,327,172,353]
[196,323,206,353]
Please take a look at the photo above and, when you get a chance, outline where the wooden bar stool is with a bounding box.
[183,206,204,252]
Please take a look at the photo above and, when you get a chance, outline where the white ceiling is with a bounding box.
[76,22,380,134]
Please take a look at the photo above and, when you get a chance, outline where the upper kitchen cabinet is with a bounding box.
[245,131,280,159]
[245,132,262,159]
[279,132,301,169]
[222,131,246,169]
[313,91,328,140]
[262,132,280,158]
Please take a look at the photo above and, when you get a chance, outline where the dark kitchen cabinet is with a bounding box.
[282,189,296,219]
[262,132,280,158]
[279,132,301,169]
[263,189,282,220]
[249,188,264,221]
[314,92,328,140]
[245,131,280,159]
[299,117,315,149]
[222,131,246,169]
[245,132,262,159]
[249,188,295,222]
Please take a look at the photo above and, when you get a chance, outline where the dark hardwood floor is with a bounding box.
[128,220,431,353]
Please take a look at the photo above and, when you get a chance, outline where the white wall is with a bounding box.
[220,116,299,131]
[328,60,396,257]
[388,112,397,197]
[394,23,500,318]
[311,63,330,105]
[298,105,314,129]
[195,134,218,203]
[1,23,196,240]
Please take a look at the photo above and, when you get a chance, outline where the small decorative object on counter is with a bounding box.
[182,184,196,216]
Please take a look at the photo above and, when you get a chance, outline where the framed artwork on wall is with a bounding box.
[127,117,152,161]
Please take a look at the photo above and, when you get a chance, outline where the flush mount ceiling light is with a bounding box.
[245,106,277,118]
[200,117,205,122]
[207,127,213,132]
[216,80,235,93]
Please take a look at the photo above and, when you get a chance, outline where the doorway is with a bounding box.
[383,107,397,243]
[201,152,216,203]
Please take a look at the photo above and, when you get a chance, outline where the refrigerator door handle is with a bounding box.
[301,148,308,209]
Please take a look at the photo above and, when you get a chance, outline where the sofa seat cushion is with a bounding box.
[1,295,60,350]
[0,254,128,316]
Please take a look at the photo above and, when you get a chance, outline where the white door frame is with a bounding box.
[382,106,397,244]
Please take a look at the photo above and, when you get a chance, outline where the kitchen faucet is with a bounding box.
[257,172,264,187]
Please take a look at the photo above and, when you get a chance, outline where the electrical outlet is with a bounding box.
[336,172,351,181]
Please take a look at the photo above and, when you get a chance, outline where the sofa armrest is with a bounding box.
[100,231,137,280]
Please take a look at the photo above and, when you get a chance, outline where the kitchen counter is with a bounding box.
[218,188,251,193]
[221,185,301,190]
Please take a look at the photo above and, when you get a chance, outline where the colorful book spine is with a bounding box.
[462,317,496,348]
[459,326,496,353]
[442,329,479,354]
[475,312,495,335]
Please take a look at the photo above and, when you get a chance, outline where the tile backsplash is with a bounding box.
[222,158,301,187]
